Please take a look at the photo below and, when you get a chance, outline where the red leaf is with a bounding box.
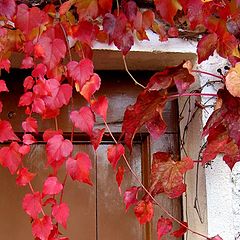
[203,89,240,169]
[59,0,74,15]
[107,144,125,169]
[70,106,95,136]
[66,152,92,185]
[99,0,112,13]
[75,0,98,20]
[19,145,31,155]
[35,37,66,70]
[149,152,194,198]
[168,26,179,37]
[0,120,19,142]
[154,0,181,25]
[22,117,38,133]
[0,142,22,174]
[43,129,63,142]
[123,186,139,211]
[197,33,218,63]
[21,56,34,69]
[90,128,105,150]
[32,216,53,240]
[72,21,99,46]
[80,73,101,102]
[22,192,42,219]
[19,92,33,106]
[186,0,204,29]
[210,235,223,240]
[0,0,16,19]
[157,217,173,240]
[52,203,70,228]
[43,176,63,195]
[0,80,9,92]
[91,95,108,121]
[23,133,37,145]
[122,90,167,150]
[32,63,47,78]
[134,200,153,224]
[116,166,125,194]
[23,76,35,91]
[46,134,73,162]
[67,59,94,89]
[16,167,36,186]
[0,59,10,72]
[15,4,48,36]
[171,221,188,237]
[147,62,195,94]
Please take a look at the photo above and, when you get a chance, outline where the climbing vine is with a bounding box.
[0,0,240,239]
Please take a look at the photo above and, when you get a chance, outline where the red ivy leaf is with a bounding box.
[19,145,31,155]
[22,192,42,219]
[21,56,34,69]
[66,152,92,185]
[149,152,194,198]
[23,133,37,145]
[122,90,167,150]
[46,134,73,162]
[43,129,63,142]
[90,128,105,150]
[23,76,35,91]
[52,203,70,229]
[0,80,9,92]
[171,221,188,237]
[16,167,36,186]
[203,89,240,169]
[22,117,38,133]
[0,120,19,142]
[91,95,108,121]
[0,59,10,72]
[157,217,173,240]
[197,33,218,63]
[75,0,98,20]
[107,143,125,169]
[123,186,140,211]
[0,0,16,19]
[116,166,125,194]
[19,92,33,106]
[32,216,53,240]
[70,106,95,136]
[80,73,101,102]
[15,4,48,36]
[147,62,195,94]
[154,0,182,25]
[67,59,94,89]
[134,200,153,224]
[43,176,63,195]
[0,142,22,174]
[35,37,66,70]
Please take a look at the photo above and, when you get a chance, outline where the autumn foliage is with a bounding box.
[1,0,240,239]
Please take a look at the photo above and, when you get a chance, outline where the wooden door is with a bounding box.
[0,70,182,239]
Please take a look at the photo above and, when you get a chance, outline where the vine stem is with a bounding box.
[122,56,146,89]
[168,92,217,101]
[103,120,210,240]
[191,70,224,80]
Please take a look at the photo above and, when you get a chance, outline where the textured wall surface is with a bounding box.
[199,55,235,240]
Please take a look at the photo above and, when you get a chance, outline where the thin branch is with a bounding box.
[103,119,210,240]
[122,56,146,89]
[168,92,217,101]
[191,69,224,80]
